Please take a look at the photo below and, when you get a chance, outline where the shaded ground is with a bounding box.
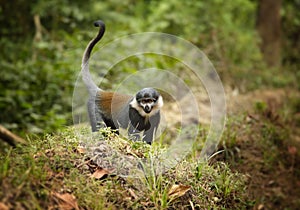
[221,88,300,209]
[164,87,300,209]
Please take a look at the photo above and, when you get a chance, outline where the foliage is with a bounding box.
[282,0,300,78]
[217,92,300,209]
[0,0,299,134]
[0,37,76,133]
[1,92,299,209]
[0,127,252,209]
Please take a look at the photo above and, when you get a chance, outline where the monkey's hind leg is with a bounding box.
[87,96,101,132]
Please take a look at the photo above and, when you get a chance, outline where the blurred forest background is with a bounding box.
[0,0,299,134]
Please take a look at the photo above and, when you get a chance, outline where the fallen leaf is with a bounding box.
[0,202,9,210]
[33,151,43,159]
[45,149,55,157]
[76,146,86,154]
[128,188,138,199]
[288,146,297,156]
[213,196,221,202]
[257,203,264,210]
[91,168,110,179]
[140,201,149,204]
[53,192,79,210]
[168,184,191,200]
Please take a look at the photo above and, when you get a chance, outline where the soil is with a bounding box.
[222,88,300,209]
[164,87,300,209]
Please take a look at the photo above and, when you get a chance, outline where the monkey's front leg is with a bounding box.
[128,124,142,142]
[143,113,160,144]
[143,126,156,145]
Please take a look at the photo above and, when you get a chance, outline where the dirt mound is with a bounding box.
[164,87,300,209]
[221,88,300,209]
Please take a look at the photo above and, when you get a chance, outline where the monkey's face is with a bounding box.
[132,88,163,116]
[138,98,157,113]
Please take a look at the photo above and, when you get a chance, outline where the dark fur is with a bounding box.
[81,20,162,144]
[128,107,160,144]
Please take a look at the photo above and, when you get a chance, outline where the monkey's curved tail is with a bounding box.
[81,20,105,95]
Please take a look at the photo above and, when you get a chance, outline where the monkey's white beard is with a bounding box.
[130,96,163,117]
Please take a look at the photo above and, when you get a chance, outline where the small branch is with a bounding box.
[33,14,43,42]
[0,125,27,146]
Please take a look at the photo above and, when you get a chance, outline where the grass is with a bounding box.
[0,125,252,209]
[1,91,299,209]
[217,91,300,209]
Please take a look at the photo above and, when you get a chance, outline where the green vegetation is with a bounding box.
[2,95,299,209]
[218,92,300,209]
[1,0,300,209]
[1,0,299,133]
[0,127,252,209]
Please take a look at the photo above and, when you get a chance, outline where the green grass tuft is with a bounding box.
[0,126,252,209]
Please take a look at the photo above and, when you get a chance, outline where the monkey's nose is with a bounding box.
[144,105,151,113]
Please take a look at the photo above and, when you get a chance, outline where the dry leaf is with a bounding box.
[0,202,9,210]
[91,168,110,179]
[168,184,191,200]
[53,192,79,210]
[128,188,138,199]
[33,151,43,159]
[189,200,195,210]
[257,204,264,210]
[288,146,297,156]
[76,146,86,154]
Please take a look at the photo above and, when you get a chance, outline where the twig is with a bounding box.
[0,125,27,146]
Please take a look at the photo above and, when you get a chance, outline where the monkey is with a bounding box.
[81,20,163,144]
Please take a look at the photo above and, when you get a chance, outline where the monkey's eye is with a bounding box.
[139,99,146,104]
[140,99,154,104]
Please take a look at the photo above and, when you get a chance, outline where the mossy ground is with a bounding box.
[1,88,299,209]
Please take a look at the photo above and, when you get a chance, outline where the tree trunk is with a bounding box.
[257,0,282,67]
